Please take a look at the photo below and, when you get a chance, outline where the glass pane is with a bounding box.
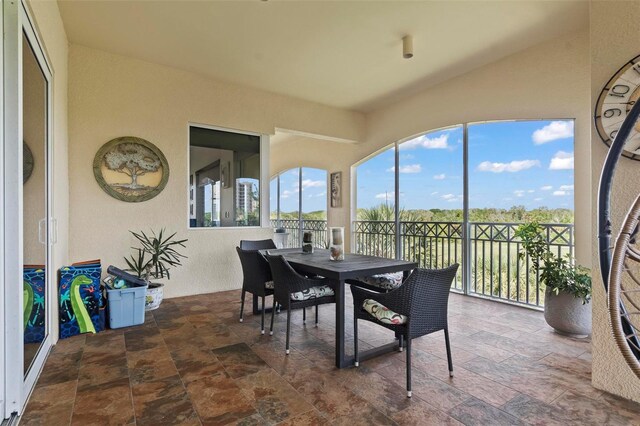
[189,126,260,227]
[23,33,48,375]
[468,120,575,306]
[398,126,463,289]
[354,146,396,258]
[301,168,327,248]
[278,169,300,246]
[269,177,278,223]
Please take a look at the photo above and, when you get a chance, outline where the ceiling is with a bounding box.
[57,0,588,113]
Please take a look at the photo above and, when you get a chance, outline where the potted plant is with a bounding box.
[514,222,591,337]
[125,229,188,311]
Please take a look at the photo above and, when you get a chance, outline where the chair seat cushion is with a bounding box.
[363,299,408,324]
[354,272,404,291]
[291,285,335,301]
[265,281,274,289]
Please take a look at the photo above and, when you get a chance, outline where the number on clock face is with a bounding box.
[595,54,640,160]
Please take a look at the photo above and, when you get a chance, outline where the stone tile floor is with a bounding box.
[20,290,640,425]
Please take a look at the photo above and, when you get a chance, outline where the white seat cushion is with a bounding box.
[291,285,335,301]
[354,272,404,291]
[265,280,274,289]
[363,299,407,325]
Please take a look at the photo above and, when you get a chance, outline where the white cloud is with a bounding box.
[553,190,568,196]
[315,191,326,197]
[301,179,324,188]
[532,121,574,144]
[514,190,525,197]
[559,184,574,191]
[433,173,446,180]
[540,185,553,191]
[400,134,449,150]
[281,190,295,199]
[477,159,540,173]
[441,193,462,202]
[375,192,394,200]
[549,151,574,170]
[528,190,535,193]
[441,193,456,200]
[534,197,544,201]
[387,164,422,174]
[431,191,439,196]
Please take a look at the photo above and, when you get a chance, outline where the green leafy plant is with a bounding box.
[514,222,591,304]
[124,248,150,279]
[126,229,188,280]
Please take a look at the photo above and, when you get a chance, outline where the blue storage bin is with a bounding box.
[106,283,147,328]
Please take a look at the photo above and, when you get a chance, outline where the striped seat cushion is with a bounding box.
[363,299,407,325]
[354,272,404,291]
[291,285,335,301]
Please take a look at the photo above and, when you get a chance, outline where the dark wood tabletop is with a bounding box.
[261,248,418,280]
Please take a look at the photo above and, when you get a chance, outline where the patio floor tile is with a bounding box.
[20,290,640,425]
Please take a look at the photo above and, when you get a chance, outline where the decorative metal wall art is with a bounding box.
[93,136,169,202]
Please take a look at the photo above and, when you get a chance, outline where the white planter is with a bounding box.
[145,282,164,311]
[544,288,591,338]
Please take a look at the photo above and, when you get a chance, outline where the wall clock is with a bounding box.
[595,53,640,160]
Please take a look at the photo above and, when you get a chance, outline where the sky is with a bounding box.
[357,120,575,211]
[270,167,328,214]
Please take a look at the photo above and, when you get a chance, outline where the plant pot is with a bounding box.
[544,288,591,338]
[145,282,164,311]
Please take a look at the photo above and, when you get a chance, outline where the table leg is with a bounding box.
[335,279,348,368]
[252,294,259,315]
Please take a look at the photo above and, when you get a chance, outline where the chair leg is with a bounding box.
[239,290,246,323]
[269,298,276,336]
[286,308,292,355]
[260,295,266,334]
[303,307,306,324]
[354,316,359,367]
[444,328,453,377]
[315,303,319,326]
[406,337,412,398]
[399,335,404,352]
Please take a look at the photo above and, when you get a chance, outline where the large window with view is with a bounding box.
[353,120,574,308]
[271,168,328,247]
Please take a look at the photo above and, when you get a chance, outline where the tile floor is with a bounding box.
[20,290,640,425]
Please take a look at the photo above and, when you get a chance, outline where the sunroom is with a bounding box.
[2,1,640,425]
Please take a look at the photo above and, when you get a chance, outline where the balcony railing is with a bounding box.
[270,219,574,308]
[270,219,328,248]
[353,220,574,308]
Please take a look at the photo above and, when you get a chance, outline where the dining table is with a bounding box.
[260,248,418,368]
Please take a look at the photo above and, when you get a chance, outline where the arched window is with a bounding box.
[353,120,575,308]
[271,167,328,248]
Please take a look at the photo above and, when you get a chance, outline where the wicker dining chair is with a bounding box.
[236,246,275,334]
[266,254,336,354]
[240,239,277,251]
[351,264,459,397]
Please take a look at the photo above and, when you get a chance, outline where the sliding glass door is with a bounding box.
[3,1,54,418]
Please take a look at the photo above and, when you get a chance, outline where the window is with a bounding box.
[270,168,328,247]
[189,125,262,227]
[353,120,575,307]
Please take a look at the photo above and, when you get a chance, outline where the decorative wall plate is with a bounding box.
[93,136,169,202]
[23,142,34,183]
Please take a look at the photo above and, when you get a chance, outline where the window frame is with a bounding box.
[187,122,270,230]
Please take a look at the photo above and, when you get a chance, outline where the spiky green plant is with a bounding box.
[129,229,188,280]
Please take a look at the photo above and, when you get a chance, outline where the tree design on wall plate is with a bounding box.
[93,136,170,202]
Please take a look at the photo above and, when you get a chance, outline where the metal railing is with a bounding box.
[270,219,328,248]
[353,220,574,308]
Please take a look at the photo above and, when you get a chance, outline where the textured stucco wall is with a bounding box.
[590,0,640,403]
[26,0,69,342]
[67,45,365,299]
